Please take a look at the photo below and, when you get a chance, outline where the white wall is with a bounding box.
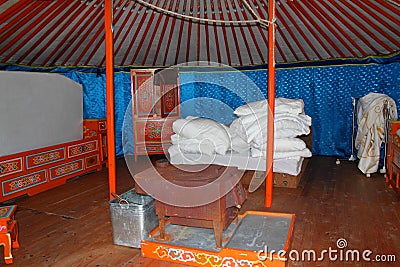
[0,71,83,156]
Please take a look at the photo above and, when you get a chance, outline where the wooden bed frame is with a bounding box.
[0,119,107,202]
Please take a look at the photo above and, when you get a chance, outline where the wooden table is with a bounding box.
[134,163,247,248]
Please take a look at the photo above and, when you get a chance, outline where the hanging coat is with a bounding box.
[355,93,398,174]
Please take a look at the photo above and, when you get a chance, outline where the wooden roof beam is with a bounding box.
[304,0,367,58]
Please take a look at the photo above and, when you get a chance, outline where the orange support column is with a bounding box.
[104,0,116,200]
[265,0,276,208]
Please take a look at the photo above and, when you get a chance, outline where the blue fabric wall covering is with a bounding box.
[62,71,132,157]
[179,62,400,157]
[1,57,399,158]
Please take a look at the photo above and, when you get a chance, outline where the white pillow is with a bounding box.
[252,138,307,152]
[169,135,215,156]
[230,113,268,144]
[233,98,305,116]
[172,116,231,155]
[234,99,268,116]
[230,112,311,144]
[275,113,312,126]
[275,98,305,115]
[275,127,310,139]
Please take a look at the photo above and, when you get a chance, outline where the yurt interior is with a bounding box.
[0,0,399,266]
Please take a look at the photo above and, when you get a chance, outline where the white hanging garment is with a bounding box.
[355,93,398,174]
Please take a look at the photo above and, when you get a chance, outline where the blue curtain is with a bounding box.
[180,62,400,157]
[1,57,399,158]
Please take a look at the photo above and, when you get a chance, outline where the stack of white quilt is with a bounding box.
[168,98,312,176]
[230,98,312,159]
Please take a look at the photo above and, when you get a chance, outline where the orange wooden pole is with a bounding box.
[265,0,276,208]
[104,0,116,200]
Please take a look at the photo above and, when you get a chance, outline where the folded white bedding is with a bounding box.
[233,98,305,116]
[252,138,307,152]
[274,156,304,176]
[250,147,312,159]
[172,116,231,155]
[229,111,312,145]
[168,149,305,176]
[168,98,312,177]
[230,131,251,153]
[170,134,216,156]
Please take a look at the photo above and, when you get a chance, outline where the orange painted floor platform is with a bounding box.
[140,211,295,267]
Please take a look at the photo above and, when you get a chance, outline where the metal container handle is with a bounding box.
[111,192,130,209]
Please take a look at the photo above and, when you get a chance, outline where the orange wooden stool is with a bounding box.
[0,205,19,264]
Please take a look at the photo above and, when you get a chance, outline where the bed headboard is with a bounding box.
[0,71,83,156]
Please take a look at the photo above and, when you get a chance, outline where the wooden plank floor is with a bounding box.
[2,155,399,266]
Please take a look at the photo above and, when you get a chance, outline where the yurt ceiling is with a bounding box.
[0,0,399,68]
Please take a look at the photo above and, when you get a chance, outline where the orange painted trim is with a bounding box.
[104,0,116,200]
[265,0,276,208]
[141,211,295,267]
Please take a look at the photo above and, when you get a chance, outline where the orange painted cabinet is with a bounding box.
[387,120,400,195]
[83,118,108,165]
[0,205,19,264]
[0,120,107,202]
[130,69,180,160]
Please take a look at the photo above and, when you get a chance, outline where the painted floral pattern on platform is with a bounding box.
[153,246,268,267]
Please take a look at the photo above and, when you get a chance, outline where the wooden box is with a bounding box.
[274,158,309,188]
[241,157,310,189]
[274,172,302,188]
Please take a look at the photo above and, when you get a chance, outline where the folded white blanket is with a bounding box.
[251,147,312,159]
[168,149,305,175]
[170,134,216,156]
[230,131,251,153]
[234,97,305,116]
[229,112,312,145]
[252,138,307,153]
[170,98,313,161]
